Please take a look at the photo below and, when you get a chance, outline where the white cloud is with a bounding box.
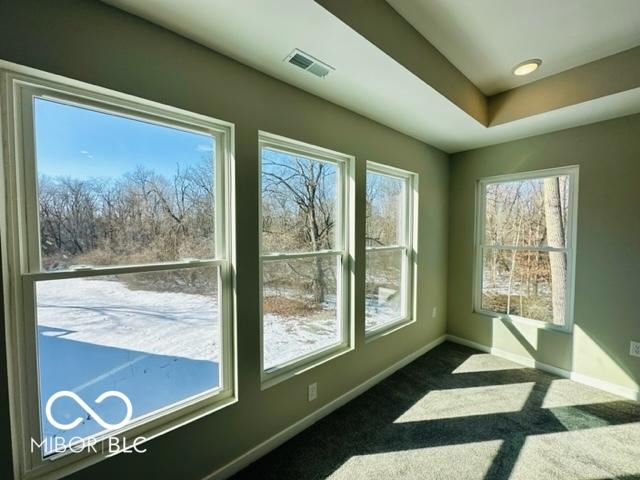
[196,144,213,153]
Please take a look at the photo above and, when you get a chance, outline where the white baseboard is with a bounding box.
[203,334,447,480]
[446,334,640,401]
[569,371,640,401]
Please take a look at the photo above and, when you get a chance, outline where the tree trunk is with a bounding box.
[308,204,326,304]
[506,215,522,315]
[543,177,567,324]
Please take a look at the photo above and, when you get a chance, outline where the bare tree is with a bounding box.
[38,156,216,269]
[262,154,335,303]
[482,178,565,321]
[543,177,567,324]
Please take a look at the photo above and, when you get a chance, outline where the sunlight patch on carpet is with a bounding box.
[452,353,525,374]
[510,423,640,479]
[542,379,622,408]
[327,440,503,480]
[394,382,535,423]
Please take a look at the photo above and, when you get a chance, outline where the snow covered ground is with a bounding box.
[36,277,339,451]
[263,306,340,370]
[37,277,220,361]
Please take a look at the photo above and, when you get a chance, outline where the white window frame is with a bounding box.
[473,165,579,333]
[0,64,236,480]
[364,162,417,339]
[258,131,352,389]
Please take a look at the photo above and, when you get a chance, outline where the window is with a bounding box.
[259,132,351,383]
[1,71,234,477]
[365,163,416,334]
[475,167,579,330]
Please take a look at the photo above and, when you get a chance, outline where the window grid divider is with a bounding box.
[261,250,342,261]
[480,244,568,253]
[23,259,224,281]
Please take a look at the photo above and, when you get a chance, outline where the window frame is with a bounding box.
[364,162,417,339]
[258,131,352,389]
[473,165,579,333]
[0,66,236,480]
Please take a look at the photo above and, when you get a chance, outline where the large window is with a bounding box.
[259,132,350,382]
[365,163,416,334]
[1,71,234,476]
[475,167,578,330]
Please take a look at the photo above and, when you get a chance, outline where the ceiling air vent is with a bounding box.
[285,49,334,78]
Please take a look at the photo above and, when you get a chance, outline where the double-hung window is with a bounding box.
[259,132,351,384]
[365,162,416,334]
[1,70,234,478]
[475,166,579,330]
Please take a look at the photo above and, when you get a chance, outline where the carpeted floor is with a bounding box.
[232,341,640,480]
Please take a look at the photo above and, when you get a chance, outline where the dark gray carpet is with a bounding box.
[232,342,640,480]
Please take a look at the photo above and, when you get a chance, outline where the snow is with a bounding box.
[35,277,339,453]
[36,277,220,453]
[37,277,220,361]
[263,310,340,370]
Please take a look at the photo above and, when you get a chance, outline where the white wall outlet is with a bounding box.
[630,341,640,357]
[432,307,437,318]
[308,382,317,402]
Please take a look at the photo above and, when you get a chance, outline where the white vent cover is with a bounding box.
[285,49,334,78]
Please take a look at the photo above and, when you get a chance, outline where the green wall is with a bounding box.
[448,114,640,392]
[0,1,448,479]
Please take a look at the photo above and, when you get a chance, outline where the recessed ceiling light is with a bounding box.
[513,59,542,76]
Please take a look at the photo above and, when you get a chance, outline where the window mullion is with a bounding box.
[482,244,567,253]
[365,245,406,253]
[261,250,343,261]
[23,259,224,281]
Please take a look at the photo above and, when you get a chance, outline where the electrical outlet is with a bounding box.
[630,341,640,358]
[308,382,317,402]
[432,307,437,318]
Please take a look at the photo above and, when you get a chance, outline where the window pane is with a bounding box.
[34,98,216,270]
[484,176,570,248]
[481,249,566,325]
[263,256,341,370]
[366,171,405,247]
[35,265,220,455]
[365,249,405,331]
[261,147,337,253]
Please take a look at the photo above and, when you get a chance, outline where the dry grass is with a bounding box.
[482,293,553,322]
[263,296,321,317]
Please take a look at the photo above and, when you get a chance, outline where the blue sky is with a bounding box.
[34,98,214,179]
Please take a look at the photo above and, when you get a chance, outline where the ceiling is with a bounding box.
[103,0,640,153]
[387,0,640,95]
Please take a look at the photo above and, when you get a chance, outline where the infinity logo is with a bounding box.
[45,390,133,431]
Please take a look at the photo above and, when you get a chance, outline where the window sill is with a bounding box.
[474,309,573,334]
[261,343,353,390]
[365,316,415,343]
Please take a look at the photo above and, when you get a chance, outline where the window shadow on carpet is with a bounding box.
[231,342,640,480]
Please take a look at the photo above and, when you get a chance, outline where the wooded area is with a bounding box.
[39,159,216,269]
[260,150,404,326]
[38,157,216,292]
[482,175,570,324]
